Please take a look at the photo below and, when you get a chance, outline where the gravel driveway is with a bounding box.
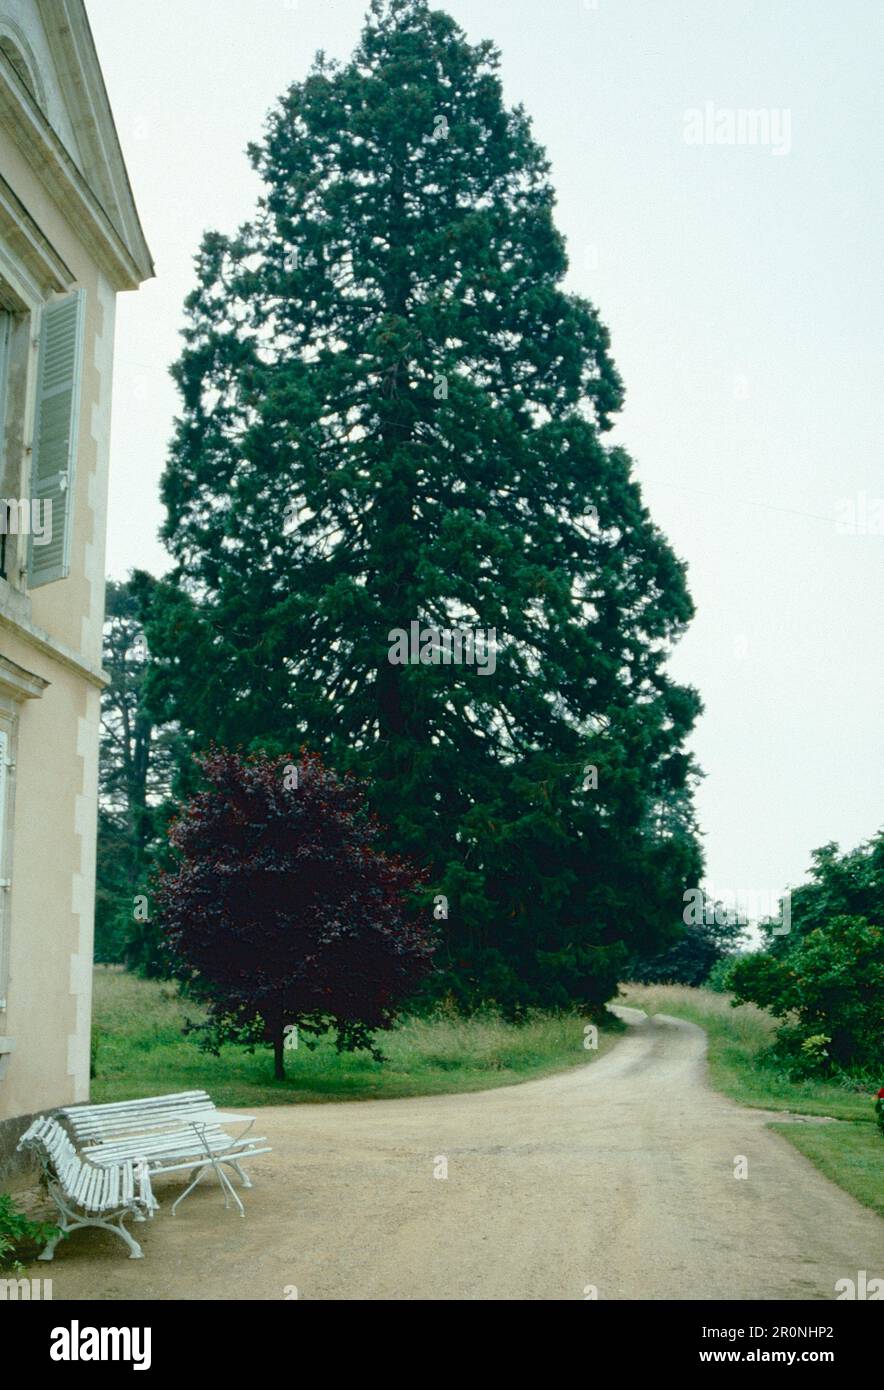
[28,1007,884,1300]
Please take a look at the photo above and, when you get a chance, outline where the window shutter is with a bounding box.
[0,310,11,444]
[0,728,7,887]
[28,290,86,587]
[0,728,7,1008]
[0,312,10,581]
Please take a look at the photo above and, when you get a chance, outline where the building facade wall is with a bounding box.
[0,115,117,1126]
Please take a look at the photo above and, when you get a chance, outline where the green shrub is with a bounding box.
[0,1193,59,1271]
[705,956,739,992]
[759,834,884,954]
[728,915,884,1078]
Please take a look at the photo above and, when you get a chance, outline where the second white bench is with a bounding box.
[59,1090,272,1217]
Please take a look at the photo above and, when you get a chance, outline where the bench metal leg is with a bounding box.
[172,1158,246,1217]
[100,1216,144,1260]
[37,1229,64,1262]
[171,1162,210,1215]
[227,1159,252,1188]
[41,1186,144,1260]
[170,1121,248,1216]
[216,1161,246,1216]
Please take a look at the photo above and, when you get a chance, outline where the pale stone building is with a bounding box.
[0,0,152,1161]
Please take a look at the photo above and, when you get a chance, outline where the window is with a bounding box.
[0,722,12,1011]
[0,661,45,1012]
[0,309,10,579]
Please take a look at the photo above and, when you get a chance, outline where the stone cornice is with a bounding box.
[0,652,49,702]
[0,172,75,297]
[0,47,151,291]
[0,606,107,690]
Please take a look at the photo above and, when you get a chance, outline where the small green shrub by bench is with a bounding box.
[0,1193,60,1272]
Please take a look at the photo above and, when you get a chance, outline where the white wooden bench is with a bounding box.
[59,1090,272,1217]
[17,1115,156,1260]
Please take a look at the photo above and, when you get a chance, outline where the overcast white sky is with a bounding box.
[87,0,883,910]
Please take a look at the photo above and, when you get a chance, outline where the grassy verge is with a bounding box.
[91,966,623,1107]
[620,982,883,1216]
[767,1122,884,1219]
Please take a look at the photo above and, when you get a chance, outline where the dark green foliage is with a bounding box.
[730,912,884,1079]
[0,1193,59,1271]
[94,815,137,964]
[142,0,702,1011]
[629,897,747,988]
[730,834,884,1077]
[705,955,742,992]
[760,834,884,953]
[96,577,184,969]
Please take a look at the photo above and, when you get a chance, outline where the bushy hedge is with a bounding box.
[728,914,883,1078]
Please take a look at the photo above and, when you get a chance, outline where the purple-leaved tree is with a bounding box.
[156,748,435,1078]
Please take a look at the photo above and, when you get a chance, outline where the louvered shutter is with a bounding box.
[0,312,10,581]
[28,290,85,587]
[0,310,10,442]
[0,727,8,1008]
[0,729,7,880]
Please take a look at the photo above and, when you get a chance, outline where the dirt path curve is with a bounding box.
[38,1008,883,1300]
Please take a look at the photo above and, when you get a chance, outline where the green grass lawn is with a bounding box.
[767,1122,884,1219]
[620,982,883,1217]
[90,966,623,1106]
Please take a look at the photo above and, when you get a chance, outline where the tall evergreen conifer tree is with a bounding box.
[144,0,703,1010]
